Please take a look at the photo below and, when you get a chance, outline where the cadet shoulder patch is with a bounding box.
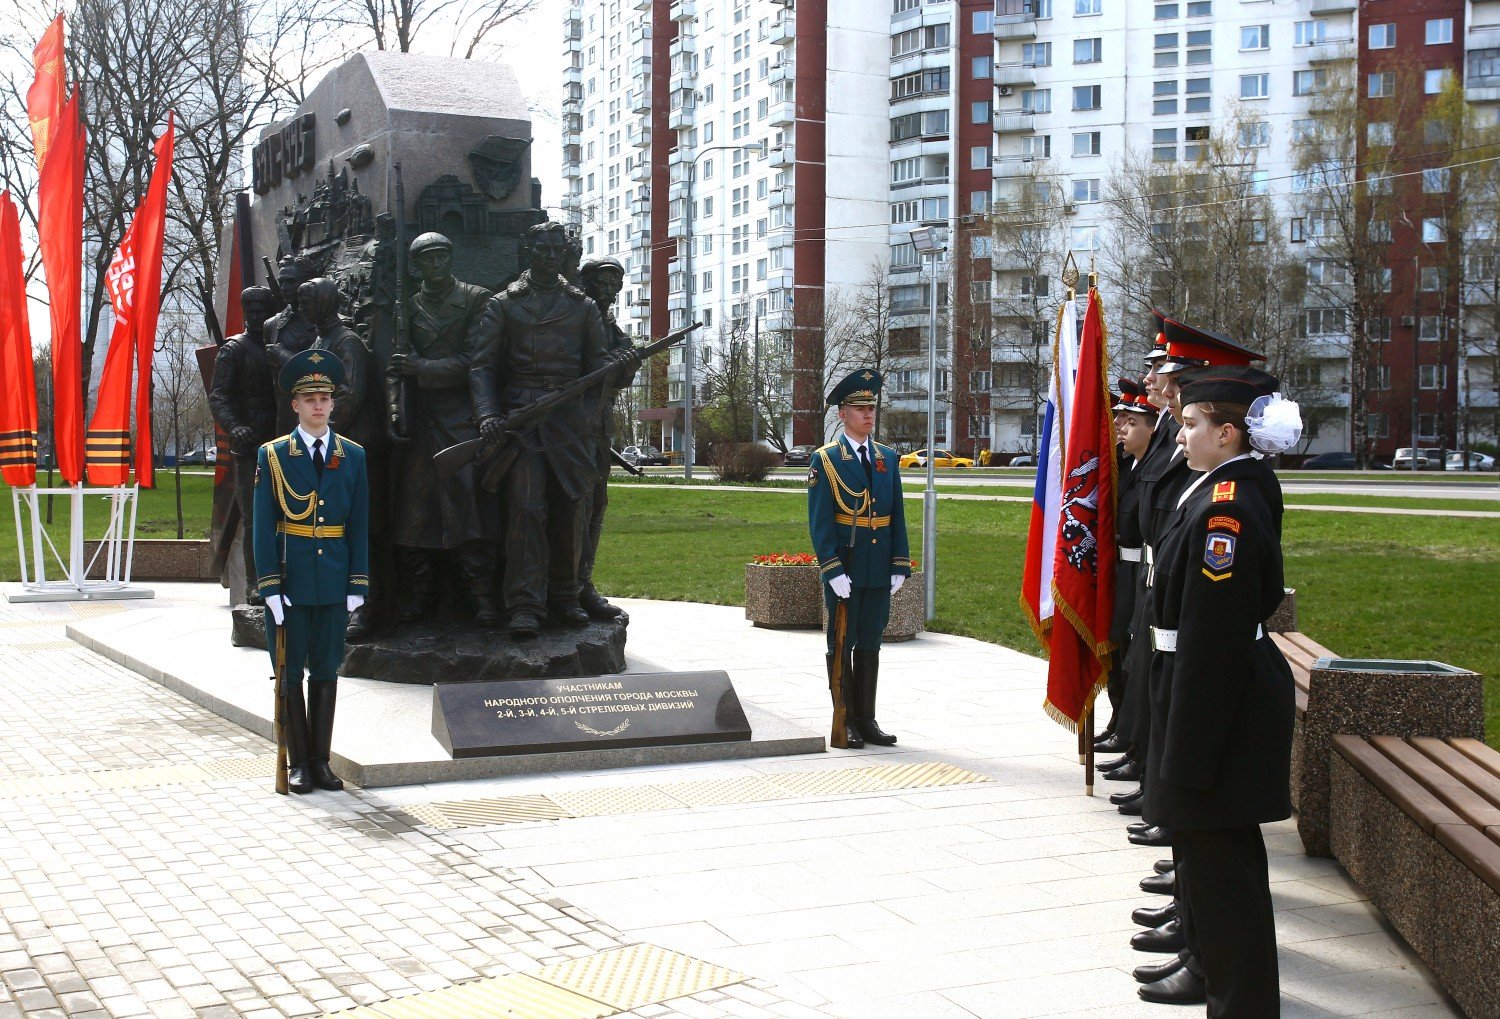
[1207,514,1241,534]
[1211,481,1237,503]
[1202,532,1235,580]
[807,467,818,488]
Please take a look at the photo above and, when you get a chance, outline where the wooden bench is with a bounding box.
[1272,632,1486,858]
[1331,735,1500,1019]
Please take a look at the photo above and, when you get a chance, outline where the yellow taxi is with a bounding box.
[898,448,974,469]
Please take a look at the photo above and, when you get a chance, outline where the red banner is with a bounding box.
[1044,287,1117,729]
[0,193,38,486]
[132,115,174,488]
[30,17,85,485]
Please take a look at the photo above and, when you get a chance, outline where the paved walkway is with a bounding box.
[0,587,1461,1018]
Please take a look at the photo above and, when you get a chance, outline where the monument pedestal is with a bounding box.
[231,605,628,681]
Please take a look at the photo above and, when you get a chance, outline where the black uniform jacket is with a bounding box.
[1142,455,1295,831]
[1109,450,1142,647]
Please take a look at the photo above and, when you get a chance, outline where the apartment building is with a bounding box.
[562,0,993,454]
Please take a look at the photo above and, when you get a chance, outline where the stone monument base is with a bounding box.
[230,605,628,682]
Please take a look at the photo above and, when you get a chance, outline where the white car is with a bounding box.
[1446,451,1496,471]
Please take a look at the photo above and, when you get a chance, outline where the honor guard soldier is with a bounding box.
[254,349,370,795]
[1136,365,1301,1014]
[807,370,912,749]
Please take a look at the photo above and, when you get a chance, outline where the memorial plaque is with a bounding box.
[431,671,751,758]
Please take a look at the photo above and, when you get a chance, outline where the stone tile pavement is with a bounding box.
[0,586,1464,1018]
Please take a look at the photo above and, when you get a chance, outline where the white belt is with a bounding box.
[1119,546,1142,563]
[1152,624,1264,652]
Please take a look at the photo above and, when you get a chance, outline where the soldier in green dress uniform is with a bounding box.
[254,349,370,795]
[807,370,912,749]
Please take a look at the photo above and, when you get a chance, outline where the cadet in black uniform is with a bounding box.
[1135,365,1301,1015]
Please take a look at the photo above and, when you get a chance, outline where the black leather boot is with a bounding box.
[1138,963,1206,1005]
[1131,917,1186,953]
[1095,753,1131,772]
[826,655,863,749]
[852,650,897,746]
[282,681,313,795]
[1132,900,1178,928]
[306,682,344,791]
[1094,732,1129,753]
[579,585,625,620]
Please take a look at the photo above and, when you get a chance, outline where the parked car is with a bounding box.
[898,449,975,469]
[1302,452,1358,470]
[619,445,667,467]
[1393,447,1446,471]
[782,444,814,467]
[178,450,207,466]
[1446,450,1496,471]
[1008,454,1037,468]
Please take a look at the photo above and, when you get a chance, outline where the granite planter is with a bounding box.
[818,570,925,643]
[1298,657,1484,858]
[84,538,213,581]
[744,563,822,629]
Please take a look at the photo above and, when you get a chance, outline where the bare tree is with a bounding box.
[321,0,544,59]
[822,261,906,443]
[152,315,213,537]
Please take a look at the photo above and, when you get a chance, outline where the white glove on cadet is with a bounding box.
[828,574,852,599]
[890,575,904,594]
[347,595,365,613]
[265,594,288,626]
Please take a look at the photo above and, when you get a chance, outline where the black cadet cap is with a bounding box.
[1155,315,1266,375]
[1175,364,1280,408]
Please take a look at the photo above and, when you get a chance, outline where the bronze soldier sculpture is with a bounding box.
[207,286,280,605]
[265,255,320,435]
[468,222,612,639]
[576,257,638,620]
[386,232,501,626]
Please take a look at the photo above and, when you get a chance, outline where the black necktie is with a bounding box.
[312,437,325,478]
[859,445,872,484]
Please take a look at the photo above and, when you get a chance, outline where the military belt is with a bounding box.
[510,373,576,390]
[1118,546,1143,563]
[1152,624,1263,653]
[833,513,891,529]
[276,522,345,539]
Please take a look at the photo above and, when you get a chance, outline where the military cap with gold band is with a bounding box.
[827,368,883,407]
[279,347,344,397]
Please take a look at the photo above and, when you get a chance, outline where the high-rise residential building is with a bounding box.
[564,0,1498,462]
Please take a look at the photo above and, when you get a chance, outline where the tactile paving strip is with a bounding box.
[4,640,79,652]
[327,973,612,1019]
[534,943,744,1011]
[0,755,273,800]
[413,761,990,830]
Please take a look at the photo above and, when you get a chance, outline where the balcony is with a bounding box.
[670,0,696,21]
[629,301,649,319]
[992,110,1036,134]
[667,216,689,239]
[669,34,697,61]
[630,196,651,217]
[629,21,651,45]
[632,37,652,63]
[630,227,651,250]
[562,158,582,180]
[769,59,794,86]
[630,160,651,183]
[993,154,1039,178]
[668,179,690,202]
[769,188,794,211]
[994,62,1038,87]
[668,102,695,131]
[633,126,653,149]
[629,264,650,286]
[563,31,583,55]
[1308,0,1356,14]
[563,65,583,88]
[769,100,796,127]
[770,143,795,168]
[629,56,651,79]
[630,89,651,114]
[767,267,794,292]
[770,13,795,45]
[667,292,688,311]
[993,14,1038,40]
[1306,37,1356,63]
[1467,81,1500,103]
[668,146,695,169]
[1470,24,1500,51]
[670,68,695,92]
[768,229,794,252]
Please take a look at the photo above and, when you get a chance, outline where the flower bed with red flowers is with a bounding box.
[750,552,818,567]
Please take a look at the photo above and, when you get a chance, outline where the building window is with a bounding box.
[1419,365,1447,389]
[1368,219,1391,243]
[1022,88,1052,114]
[1075,0,1101,15]
[1425,68,1452,94]
[973,55,993,79]
[1426,18,1454,45]
[972,100,991,124]
[1369,23,1395,49]
[1072,85,1101,110]
[1186,29,1211,64]
[1417,414,1438,440]
[1366,317,1391,341]
[1239,121,1270,147]
[1074,38,1102,64]
[1423,168,1449,194]
[1184,77,1211,112]
[1368,72,1394,98]
[1070,226,1100,250]
[1290,217,1306,243]
[1470,48,1500,84]
[1155,2,1178,19]
[1366,413,1390,438]
[1419,315,1442,339]
[1304,308,1345,336]
[1186,1,1211,15]
[1366,366,1390,391]
[1420,266,1444,291]
[1072,131,1101,157]
[1368,122,1393,147]
[970,146,991,169]
[1422,218,1446,243]
[1152,127,1176,162]
[1072,178,1100,203]
[973,9,994,33]
[1293,69,1326,97]
[1294,20,1326,47]
[1240,25,1269,51]
[1239,73,1268,100]
[1023,42,1053,67]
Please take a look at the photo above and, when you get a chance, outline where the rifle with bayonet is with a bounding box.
[385,163,412,443]
[433,322,702,481]
[262,255,286,308]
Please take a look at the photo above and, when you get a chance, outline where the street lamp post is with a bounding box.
[681,141,764,479]
[910,225,944,622]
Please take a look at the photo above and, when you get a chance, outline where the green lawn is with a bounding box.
[592,487,1500,747]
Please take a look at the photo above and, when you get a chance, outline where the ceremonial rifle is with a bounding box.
[271,525,289,795]
[262,256,286,308]
[610,448,643,476]
[829,600,851,749]
[432,322,702,479]
[385,163,413,443]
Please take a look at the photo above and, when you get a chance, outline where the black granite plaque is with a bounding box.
[431,671,751,758]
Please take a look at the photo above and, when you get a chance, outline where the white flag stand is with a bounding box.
[7,483,155,602]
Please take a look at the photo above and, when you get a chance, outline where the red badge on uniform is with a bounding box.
[1212,481,1236,503]
[1207,514,1240,534]
[875,458,887,473]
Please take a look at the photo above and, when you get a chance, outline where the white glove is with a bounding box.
[265,594,287,626]
[347,594,365,613]
[890,575,904,594]
[828,574,851,599]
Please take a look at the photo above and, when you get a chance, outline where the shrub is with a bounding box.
[711,442,783,483]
